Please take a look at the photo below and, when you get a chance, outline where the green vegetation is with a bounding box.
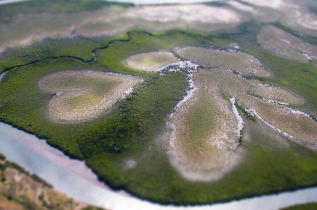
[181,95,216,147]
[0,154,51,187]
[282,202,317,210]
[235,101,256,121]
[0,20,316,205]
[78,72,187,154]
[0,0,131,19]
[273,22,317,46]
[84,119,317,205]
[0,34,130,74]
[0,37,98,71]
[0,30,206,157]
[0,58,92,158]
[234,23,317,114]
[95,30,213,75]
[38,70,141,123]
[0,154,5,161]
[81,207,105,210]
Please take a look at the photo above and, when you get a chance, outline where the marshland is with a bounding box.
[0,0,316,209]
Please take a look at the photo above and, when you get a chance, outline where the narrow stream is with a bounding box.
[0,72,7,81]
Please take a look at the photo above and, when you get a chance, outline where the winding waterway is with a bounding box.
[1,122,317,210]
[0,72,7,81]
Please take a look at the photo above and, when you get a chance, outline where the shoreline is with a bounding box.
[0,120,317,209]
[1,58,317,208]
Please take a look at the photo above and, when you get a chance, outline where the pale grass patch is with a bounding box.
[123,51,178,72]
[132,4,241,24]
[172,46,315,152]
[38,70,142,123]
[251,84,304,105]
[254,101,317,148]
[175,46,270,77]
[169,90,241,182]
[257,25,317,62]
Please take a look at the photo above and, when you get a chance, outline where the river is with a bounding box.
[0,122,317,210]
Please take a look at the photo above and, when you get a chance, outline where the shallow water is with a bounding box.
[103,0,224,5]
[0,122,317,210]
[0,0,29,5]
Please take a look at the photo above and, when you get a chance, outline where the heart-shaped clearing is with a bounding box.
[123,51,178,72]
[38,70,142,123]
